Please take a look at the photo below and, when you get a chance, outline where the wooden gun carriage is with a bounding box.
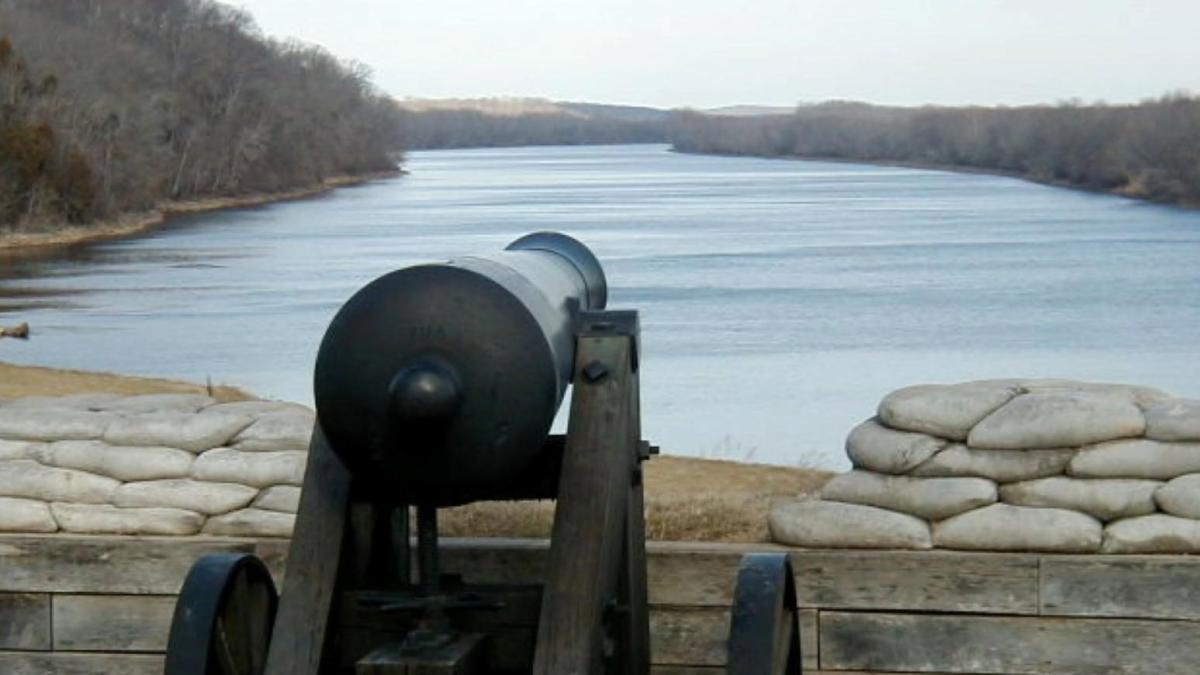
[162,233,802,674]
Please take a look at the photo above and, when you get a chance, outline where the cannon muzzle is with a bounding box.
[313,231,606,505]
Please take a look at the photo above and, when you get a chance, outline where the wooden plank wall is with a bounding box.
[3,534,1200,674]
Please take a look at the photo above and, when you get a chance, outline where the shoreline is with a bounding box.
[0,169,403,252]
[669,148,1200,210]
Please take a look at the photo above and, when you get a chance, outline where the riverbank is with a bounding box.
[671,147,1200,210]
[0,170,402,252]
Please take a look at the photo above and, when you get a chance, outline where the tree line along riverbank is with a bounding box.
[667,97,1200,207]
[0,0,403,243]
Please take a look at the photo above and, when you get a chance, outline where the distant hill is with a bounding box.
[395,97,669,150]
[703,105,795,117]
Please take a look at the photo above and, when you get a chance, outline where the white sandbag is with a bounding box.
[845,419,947,474]
[1144,399,1200,442]
[203,508,295,538]
[113,479,258,515]
[877,382,1020,441]
[0,459,119,503]
[932,503,1102,553]
[29,441,194,482]
[231,411,315,452]
[192,448,307,487]
[253,485,302,513]
[821,470,996,520]
[0,496,56,533]
[1103,514,1200,553]
[103,411,254,453]
[1154,473,1200,519]
[0,409,117,441]
[999,476,1160,521]
[968,392,1145,449]
[910,444,1075,483]
[769,499,932,550]
[50,503,203,535]
[1069,439,1200,480]
[97,393,216,414]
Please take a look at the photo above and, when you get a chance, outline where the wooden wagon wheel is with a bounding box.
[164,553,279,675]
[727,552,802,675]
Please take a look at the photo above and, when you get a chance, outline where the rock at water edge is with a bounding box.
[769,499,932,550]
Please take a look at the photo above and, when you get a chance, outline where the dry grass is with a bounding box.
[440,455,832,543]
[0,361,252,401]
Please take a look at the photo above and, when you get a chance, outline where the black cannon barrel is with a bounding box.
[313,232,606,506]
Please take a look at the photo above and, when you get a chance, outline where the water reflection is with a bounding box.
[2,145,1199,468]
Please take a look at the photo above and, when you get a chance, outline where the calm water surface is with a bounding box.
[2,145,1199,468]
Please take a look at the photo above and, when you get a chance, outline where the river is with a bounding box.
[2,144,1199,468]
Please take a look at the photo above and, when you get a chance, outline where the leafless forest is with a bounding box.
[396,100,668,150]
[669,98,1200,205]
[0,0,403,231]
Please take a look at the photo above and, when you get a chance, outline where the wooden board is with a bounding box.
[265,428,352,675]
[0,651,163,675]
[1041,556,1200,620]
[821,611,1200,675]
[532,331,638,675]
[0,534,259,594]
[0,593,49,650]
[52,595,175,651]
[790,550,1040,614]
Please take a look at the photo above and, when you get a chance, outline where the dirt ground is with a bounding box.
[0,360,832,542]
[0,360,251,401]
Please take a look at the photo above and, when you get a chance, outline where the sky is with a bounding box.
[235,0,1200,109]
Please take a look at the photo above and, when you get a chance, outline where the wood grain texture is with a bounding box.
[790,549,1040,614]
[0,651,163,675]
[533,333,637,675]
[649,606,727,666]
[0,534,258,594]
[264,428,352,675]
[821,611,1200,674]
[52,595,175,651]
[0,593,49,650]
[1041,555,1200,620]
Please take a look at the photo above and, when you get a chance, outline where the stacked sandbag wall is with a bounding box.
[0,393,312,537]
[771,379,1200,553]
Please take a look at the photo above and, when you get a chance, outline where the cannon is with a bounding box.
[162,232,801,674]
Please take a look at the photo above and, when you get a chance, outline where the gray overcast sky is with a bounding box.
[235,0,1200,109]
